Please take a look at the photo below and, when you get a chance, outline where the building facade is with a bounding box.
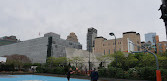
[158,41,167,54]
[87,27,97,52]
[0,36,19,46]
[0,32,82,63]
[67,32,78,42]
[145,33,156,45]
[93,31,141,55]
[142,34,160,54]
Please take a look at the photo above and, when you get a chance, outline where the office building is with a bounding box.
[145,33,156,45]
[87,27,97,52]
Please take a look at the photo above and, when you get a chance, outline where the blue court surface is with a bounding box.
[0,75,89,81]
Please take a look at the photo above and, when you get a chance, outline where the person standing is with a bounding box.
[67,68,73,81]
[90,68,99,81]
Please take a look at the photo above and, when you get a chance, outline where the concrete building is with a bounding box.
[158,41,167,54]
[93,31,141,55]
[145,33,156,45]
[0,32,82,63]
[0,36,19,46]
[67,32,78,42]
[87,27,97,52]
[66,48,99,70]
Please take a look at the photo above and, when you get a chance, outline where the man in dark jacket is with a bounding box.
[67,68,73,81]
[90,68,99,81]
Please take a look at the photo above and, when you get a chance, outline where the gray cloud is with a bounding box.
[0,0,165,49]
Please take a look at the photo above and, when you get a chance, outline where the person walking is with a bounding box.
[90,68,99,81]
[67,68,73,81]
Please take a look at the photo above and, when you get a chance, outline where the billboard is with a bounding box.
[0,57,7,63]
[128,38,134,53]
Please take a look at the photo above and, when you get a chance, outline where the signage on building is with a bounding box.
[128,38,134,53]
[0,57,7,63]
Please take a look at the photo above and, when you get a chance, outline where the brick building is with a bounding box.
[158,41,167,54]
[93,31,141,55]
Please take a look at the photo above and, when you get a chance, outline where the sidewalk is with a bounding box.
[99,78,151,81]
[35,73,151,81]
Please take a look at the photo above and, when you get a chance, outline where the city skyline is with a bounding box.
[0,0,165,50]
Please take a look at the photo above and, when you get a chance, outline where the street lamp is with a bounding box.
[109,32,117,66]
[109,33,116,53]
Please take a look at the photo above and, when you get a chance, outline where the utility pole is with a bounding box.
[88,44,91,73]
[159,0,167,38]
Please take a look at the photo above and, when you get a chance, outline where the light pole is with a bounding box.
[88,44,91,74]
[109,33,117,66]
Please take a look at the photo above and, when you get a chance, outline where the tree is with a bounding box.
[138,53,155,67]
[46,57,67,67]
[110,51,126,68]
[69,56,84,68]
[46,57,56,68]
[4,54,31,71]
[158,55,167,69]
[124,53,138,70]
[96,54,113,68]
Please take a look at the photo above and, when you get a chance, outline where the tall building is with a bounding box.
[0,36,19,46]
[67,32,78,42]
[93,31,141,55]
[145,33,156,45]
[87,27,97,52]
[141,35,159,53]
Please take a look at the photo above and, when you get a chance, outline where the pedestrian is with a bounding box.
[90,68,99,81]
[67,68,73,81]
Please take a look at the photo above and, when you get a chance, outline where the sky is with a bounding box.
[0,0,165,50]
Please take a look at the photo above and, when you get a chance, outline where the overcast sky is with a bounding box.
[0,0,165,49]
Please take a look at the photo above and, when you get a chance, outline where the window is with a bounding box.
[69,42,72,45]
[104,50,105,55]
[138,47,140,51]
[93,41,95,47]
[137,41,139,44]
[55,45,57,48]
[109,49,110,54]
[52,41,56,44]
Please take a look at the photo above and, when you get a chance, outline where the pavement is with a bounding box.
[35,73,151,81]
[99,79,151,81]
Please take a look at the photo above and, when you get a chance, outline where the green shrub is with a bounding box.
[98,67,108,77]
[127,68,139,79]
[107,66,117,78]
[135,67,156,80]
[36,66,44,73]
[160,69,167,81]
[115,68,124,79]
[54,67,65,74]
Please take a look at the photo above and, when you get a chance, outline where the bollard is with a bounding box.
[156,70,162,81]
